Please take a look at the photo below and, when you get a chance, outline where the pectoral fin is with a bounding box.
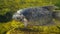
[23,18,28,27]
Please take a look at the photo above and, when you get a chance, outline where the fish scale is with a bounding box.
[19,7,53,26]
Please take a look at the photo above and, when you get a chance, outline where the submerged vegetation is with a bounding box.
[0,0,60,34]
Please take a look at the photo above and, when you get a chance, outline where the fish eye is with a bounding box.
[20,14,22,15]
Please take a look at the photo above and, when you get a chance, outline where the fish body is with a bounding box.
[12,6,58,27]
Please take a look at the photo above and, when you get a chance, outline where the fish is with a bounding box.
[12,6,59,27]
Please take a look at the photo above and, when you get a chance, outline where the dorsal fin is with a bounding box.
[43,6,58,11]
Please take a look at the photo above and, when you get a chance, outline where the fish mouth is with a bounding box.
[12,19,21,22]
